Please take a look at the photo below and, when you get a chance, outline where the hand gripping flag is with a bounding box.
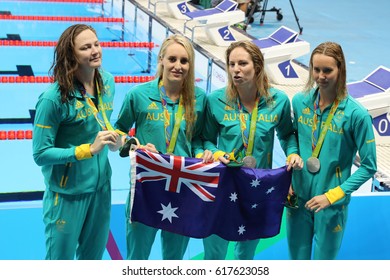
[129,150,291,241]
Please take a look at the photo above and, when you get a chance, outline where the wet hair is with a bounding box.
[156,34,196,139]
[305,41,347,99]
[225,40,270,104]
[49,24,103,103]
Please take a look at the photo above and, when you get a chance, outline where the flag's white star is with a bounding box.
[266,186,275,194]
[250,178,261,188]
[229,192,238,202]
[251,203,258,209]
[157,202,178,223]
[238,225,246,235]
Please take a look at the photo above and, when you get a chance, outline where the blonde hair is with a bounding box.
[225,40,270,104]
[305,41,347,100]
[156,34,196,139]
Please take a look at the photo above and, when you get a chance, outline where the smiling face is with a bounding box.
[73,29,102,72]
[227,46,256,88]
[160,42,190,85]
[312,53,339,92]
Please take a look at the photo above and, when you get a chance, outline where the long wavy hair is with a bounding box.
[304,41,347,100]
[225,40,270,104]
[49,24,103,103]
[155,34,196,139]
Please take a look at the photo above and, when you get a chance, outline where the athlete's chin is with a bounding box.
[233,79,246,87]
[316,83,329,89]
[169,75,186,83]
[90,62,102,69]
[90,58,102,67]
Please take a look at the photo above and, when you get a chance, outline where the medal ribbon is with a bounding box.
[81,80,114,131]
[237,96,259,157]
[311,92,339,158]
[159,80,184,154]
[311,93,320,148]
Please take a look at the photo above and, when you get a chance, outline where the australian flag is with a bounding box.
[130,150,291,241]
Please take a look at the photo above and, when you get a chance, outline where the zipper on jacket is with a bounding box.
[60,162,72,188]
[336,166,342,185]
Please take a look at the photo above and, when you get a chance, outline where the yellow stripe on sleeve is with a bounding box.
[36,123,52,129]
[54,193,59,206]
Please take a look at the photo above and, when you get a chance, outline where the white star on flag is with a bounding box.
[251,203,258,209]
[157,202,178,223]
[250,178,261,188]
[238,225,246,235]
[266,186,276,194]
[229,192,238,202]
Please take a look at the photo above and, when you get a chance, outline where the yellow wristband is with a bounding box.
[75,144,93,160]
[213,151,226,161]
[195,152,203,159]
[213,150,237,161]
[228,151,236,161]
[325,186,345,204]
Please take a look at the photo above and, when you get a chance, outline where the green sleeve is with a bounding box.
[276,94,298,156]
[191,90,207,157]
[114,89,136,135]
[32,98,77,166]
[202,94,220,154]
[340,113,377,194]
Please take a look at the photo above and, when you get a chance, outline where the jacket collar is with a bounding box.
[302,87,347,111]
[216,87,271,111]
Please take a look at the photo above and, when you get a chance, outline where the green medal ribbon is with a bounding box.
[159,80,184,154]
[81,79,114,131]
[311,96,339,158]
[96,80,115,131]
[237,96,259,157]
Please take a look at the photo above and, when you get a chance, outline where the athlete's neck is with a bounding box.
[162,77,182,102]
[238,86,258,113]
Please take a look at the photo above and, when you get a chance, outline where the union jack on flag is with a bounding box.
[135,150,220,202]
[130,150,291,241]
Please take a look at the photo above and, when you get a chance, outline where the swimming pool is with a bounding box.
[0,0,285,193]
[0,0,288,260]
[0,1,149,195]
[2,0,388,261]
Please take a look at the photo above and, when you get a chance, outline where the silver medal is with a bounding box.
[243,156,257,168]
[306,157,320,173]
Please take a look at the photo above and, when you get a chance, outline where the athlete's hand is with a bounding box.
[202,150,214,163]
[288,185,295,196]
[90,131,119,155]
[108,133,123,152]
[140,143,158,153]
[286,154,304,171]
[217,154,230,165]
[305,194,331,213]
